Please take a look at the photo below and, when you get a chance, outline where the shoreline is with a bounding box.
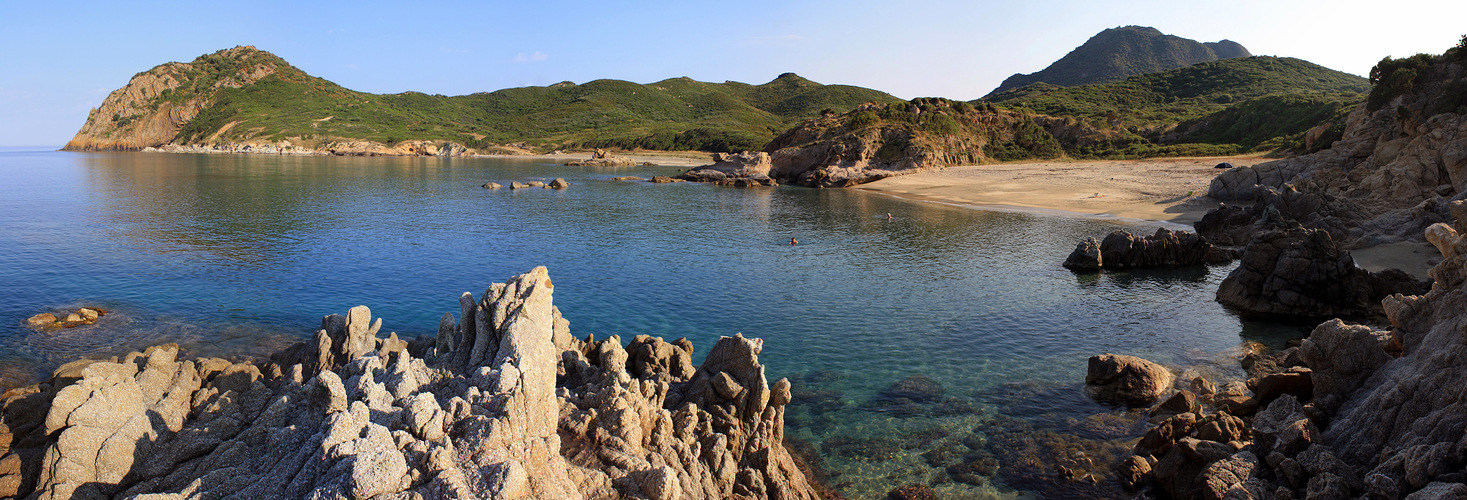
[860,155,1268,226]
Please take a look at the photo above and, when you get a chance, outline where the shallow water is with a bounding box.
[0,149,1304,497]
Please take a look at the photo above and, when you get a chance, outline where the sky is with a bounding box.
[1,0,1463,146]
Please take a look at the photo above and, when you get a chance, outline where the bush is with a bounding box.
[846,111,879,130]
[1367,53,1434,111]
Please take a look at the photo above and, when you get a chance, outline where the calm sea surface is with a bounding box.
[0,148,1303,498]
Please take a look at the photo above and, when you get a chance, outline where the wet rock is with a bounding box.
[649,175,685,183]
[1085,354,1174,405]
[547,178,569,189]
[24,314,56,327]
[509,181,528,189]
[481,182,501,189]
[1063,228,1236,271]
[1152,389,1198,417]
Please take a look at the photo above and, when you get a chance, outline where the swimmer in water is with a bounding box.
[791,237,798,245]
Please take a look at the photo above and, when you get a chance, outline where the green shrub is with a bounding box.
[1367,53,1434,111]
[922,114,960,136]
[846,111,879,130]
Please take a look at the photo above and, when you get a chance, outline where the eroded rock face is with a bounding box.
[1062,228,1235,271]
[0,267,818,499]
[677,152,779,186]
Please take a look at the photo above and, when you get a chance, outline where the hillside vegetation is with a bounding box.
[988,26,1251,96]
[983,56,1371,157]
[69,47,898,153]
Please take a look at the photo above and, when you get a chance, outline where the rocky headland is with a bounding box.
[0,267,817,499]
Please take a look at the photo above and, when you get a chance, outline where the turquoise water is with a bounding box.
[0,149,1300,497]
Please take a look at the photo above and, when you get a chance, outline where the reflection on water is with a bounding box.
[0,151,1288,498]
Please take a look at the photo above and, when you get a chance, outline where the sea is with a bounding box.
[0,148,1307,498]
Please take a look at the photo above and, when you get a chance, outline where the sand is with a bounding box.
[860,156,1269,226]
[862,155,1444,277]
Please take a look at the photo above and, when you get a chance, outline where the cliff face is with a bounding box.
[988,26,1252,96]
[63,46,283,151]
[0,267,817,499]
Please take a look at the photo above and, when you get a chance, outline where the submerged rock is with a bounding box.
[0,267,819,499]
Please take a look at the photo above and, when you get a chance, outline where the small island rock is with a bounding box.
[1086,353,1174,405]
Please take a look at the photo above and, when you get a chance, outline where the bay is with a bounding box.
[0,149,1301,497]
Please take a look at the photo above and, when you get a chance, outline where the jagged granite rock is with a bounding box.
[1216,215,1429,317]
[1085,354,1174,406]
[1062,228,1236,271]
[677,152,779,187]
[0,267,818,500]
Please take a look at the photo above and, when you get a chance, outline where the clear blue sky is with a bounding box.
[1,0,1463,146]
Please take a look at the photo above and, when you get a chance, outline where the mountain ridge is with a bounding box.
[64,46,899,155]
[987,26,1253,96]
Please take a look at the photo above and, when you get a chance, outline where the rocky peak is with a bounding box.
[987,26,1252,96]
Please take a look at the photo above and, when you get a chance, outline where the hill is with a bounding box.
[983,56,1372,155]
[64,47,899,154]
[987,26,1251,96]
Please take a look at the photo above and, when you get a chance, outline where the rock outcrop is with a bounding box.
[1215,214,1430,317]
[566,149,636,167]
[0,267,817,499]
[1118,200,1467,498]
[1200,50,1467,249]
[677,152,779,187]
[1062,228,1236,271]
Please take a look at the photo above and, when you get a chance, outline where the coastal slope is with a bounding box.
[63,46,897,156]
[987,26,1251,96]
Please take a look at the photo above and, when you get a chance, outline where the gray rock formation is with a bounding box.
[1062,228,1236,271]
[1215,215,1430,317]
[0,267,817,499]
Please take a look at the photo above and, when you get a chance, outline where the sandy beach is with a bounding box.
[860,156,1269,226]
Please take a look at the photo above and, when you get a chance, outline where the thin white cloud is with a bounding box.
[510,51,549,63]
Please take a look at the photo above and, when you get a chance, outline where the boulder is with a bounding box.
[1085,354,1174,405]
[547,178,569,189]
[25,314,56,327]
[481,182,502,189]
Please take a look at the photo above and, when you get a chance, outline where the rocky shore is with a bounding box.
[1100,206,1467,498]
[0,267,816,499]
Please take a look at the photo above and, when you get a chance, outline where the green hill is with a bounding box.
[982,56,1371,155]
[987,26,1252,96]
[67,47,899,153]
